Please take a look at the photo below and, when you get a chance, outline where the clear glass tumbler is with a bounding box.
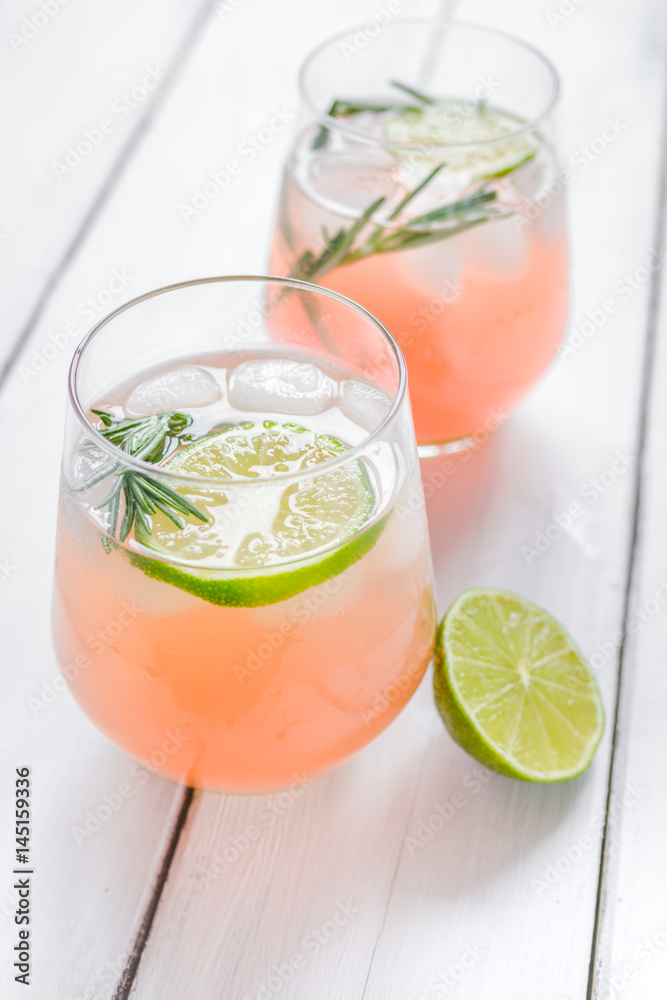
[52,276,436,793]
[270,19,569,453]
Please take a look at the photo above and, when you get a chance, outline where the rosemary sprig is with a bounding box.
[75,409,207,543]
[288,196,387,283]
[388,79,434,105]
[288,167,504,286]
[299,79,533,283]
[312,80,430,150]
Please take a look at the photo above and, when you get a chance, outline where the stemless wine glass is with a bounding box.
[52,276,436,794]
[270,20,569,454]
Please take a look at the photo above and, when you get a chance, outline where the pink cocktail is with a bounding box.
[53,277,436,793]
[270,20,569,451]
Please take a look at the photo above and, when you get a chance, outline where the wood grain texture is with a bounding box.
[0,0,665,996]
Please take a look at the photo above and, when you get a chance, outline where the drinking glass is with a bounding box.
[52,276,436,793]
[270,20,569,454]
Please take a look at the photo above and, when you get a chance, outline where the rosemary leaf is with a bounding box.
[388,163,446,221]
[80,409,207,544]
[390,80,435,104]
[150,497,186,530]
[120,481,135,542]
[406,188,497,227]
[374,216,493,254]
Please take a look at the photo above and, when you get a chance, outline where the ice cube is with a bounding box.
[126,366,222,416]
[228,359,337,415]
[71,446,116,492]
[339,380,392,431]
[305,136,406,215]
[463,214,527,276]
[504,149,565,244]
[508,154,548,200]
[401,237,463,299]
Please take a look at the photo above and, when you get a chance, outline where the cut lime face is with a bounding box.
[384,101,538,180]
[132,421,384,607]
[433,589,605,782]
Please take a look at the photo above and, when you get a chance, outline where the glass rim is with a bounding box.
[298,18,561,151]
[68,274,408,488]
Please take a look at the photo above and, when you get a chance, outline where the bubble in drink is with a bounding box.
[126,365,222,416]
[228,358,337,415]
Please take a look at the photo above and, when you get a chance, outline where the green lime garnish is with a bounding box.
[433,589,605,782]
[384,101,538,180]
[132,421,384,607]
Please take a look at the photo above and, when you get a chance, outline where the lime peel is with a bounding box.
[130,421,386,608]
[130,514,387,608]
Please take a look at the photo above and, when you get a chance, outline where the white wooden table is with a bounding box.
[1,0,666,996]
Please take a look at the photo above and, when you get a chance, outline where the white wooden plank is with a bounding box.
[0,0,209,374]
[122,1,664,998]
[590,92,667,1000]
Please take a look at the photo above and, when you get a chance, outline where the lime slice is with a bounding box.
[433,589,605,782]
[384,101,538,180]
[131,421,385,607]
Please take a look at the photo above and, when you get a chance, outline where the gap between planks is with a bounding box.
[112,787,197,1000]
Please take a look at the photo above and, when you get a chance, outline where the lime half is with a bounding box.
[132,421,384,607]
[384,101,538,180]
[433,589,605,782]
